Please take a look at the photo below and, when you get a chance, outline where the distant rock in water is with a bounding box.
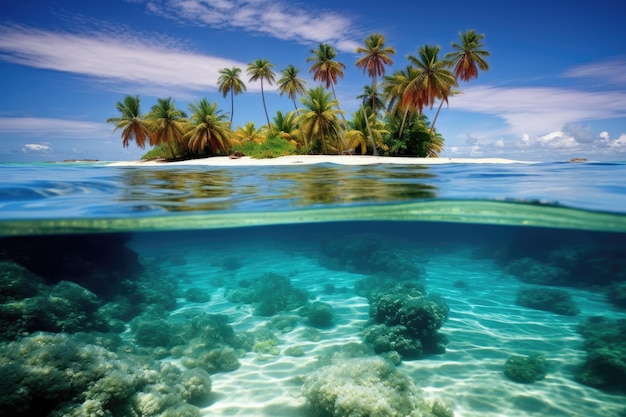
[568,157,588,162]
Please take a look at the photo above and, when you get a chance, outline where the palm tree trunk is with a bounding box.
[293,98,299,114]
[166,140,176,159]
[398,107,410,139]
[230,89,234,125]
[428,99,445,141]
[329,83,348,148]
[261,79,271,130]
[361,104,378,156]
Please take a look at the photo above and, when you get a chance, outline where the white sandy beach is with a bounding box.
[107,155,532,167]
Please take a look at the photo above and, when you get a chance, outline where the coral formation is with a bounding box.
[365,288,449,358]
[0,332,212,417]
[185,287,211,303]
[302,356,452,417]
[576,316,626,392]
[225,272,309,316]
[303,301,334,327]
[608,281,626,309]
[319,234,424,280]
[515,287,580,316]
[503,354,547,383]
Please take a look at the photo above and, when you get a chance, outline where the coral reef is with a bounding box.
[515,287,580,316]
[0,332,212,417]
[302,356,453,417]
[503,354,547,383]
[319,234,424,280]
[608,281,626,309]
[0,233,143,299]
[302,301,334,327]
[365,288,449,358]
[184,287,211,303]
[505,258,569,286]
[576,316,626,392]
[225,272,309,316]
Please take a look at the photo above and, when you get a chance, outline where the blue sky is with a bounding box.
[1,0,625,162]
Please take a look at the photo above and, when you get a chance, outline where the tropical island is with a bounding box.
[107,30,489,161]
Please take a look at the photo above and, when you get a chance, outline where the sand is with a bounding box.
[107,155,532,167]
[129,235,626,417]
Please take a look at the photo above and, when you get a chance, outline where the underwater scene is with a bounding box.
[1,161,626,417]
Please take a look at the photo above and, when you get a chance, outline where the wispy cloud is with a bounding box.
[22,143,51,153]
[564,55,626,86]
[450,85,626,136]
[441,80,626,159]
[142,0,361,52]
[0,24,260,93]
[0,117,109,138]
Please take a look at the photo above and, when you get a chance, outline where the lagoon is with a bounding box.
[1,158,625,417]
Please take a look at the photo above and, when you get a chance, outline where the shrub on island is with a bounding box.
[503,354,547,383]
[515,287,580,316]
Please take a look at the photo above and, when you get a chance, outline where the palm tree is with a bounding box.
[346,107,388,155]
[145,97,187,159]
[407,45,457,111]
[355,33,395,114]
[306,43,348,146]
[445,30,490,82]
[246,59,276,130]
[429,30,490,140]
[382,66,425,138]
[306,43,345,103]
[106,95,151,149]
[357,85,385,116]
[217,67,247,125]
[184,98,232,155]
[407,45,457,150]
[296,86,344,154]
[272,110,304,148]
[277,65,306,113]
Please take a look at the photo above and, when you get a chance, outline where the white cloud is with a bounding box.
[22,143,51,152]
[144,0,360,52]
[0,25,263,93]
[564,56,626,86]
[443,128,626,160]
[0,117,109,138]
[451,85,626,137]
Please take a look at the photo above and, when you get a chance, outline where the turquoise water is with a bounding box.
[1,160,626,417]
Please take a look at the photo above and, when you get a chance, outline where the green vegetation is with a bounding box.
[232,134,298,159]
[107,30,490,159]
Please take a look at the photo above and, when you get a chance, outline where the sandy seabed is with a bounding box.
[107,155,533,167]
[131,239,626,417]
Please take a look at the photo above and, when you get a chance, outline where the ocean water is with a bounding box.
[1,160,626,417]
